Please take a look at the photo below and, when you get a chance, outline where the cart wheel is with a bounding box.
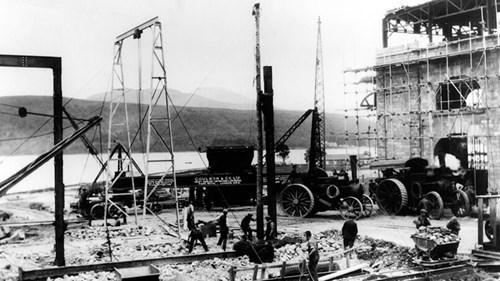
[107,204,123,218]
[90,204,104,220]
[451,190,470,217]
[280,184,315,217]
[361,194,374,217]
[426,191,444,220]
[339,196,363,220]
[485,220,494,241]
[375,179,408,215]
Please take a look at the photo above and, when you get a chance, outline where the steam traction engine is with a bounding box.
[373,157,471,220]
[278,109,373,220]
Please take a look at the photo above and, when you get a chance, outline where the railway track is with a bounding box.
[19,251,238,280]
[256,264,473,281]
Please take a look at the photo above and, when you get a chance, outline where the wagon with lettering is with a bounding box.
[71,146,258,218]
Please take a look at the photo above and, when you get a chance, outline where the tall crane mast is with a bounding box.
[309,17,326,172]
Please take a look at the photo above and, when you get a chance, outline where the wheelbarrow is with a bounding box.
[411,234,459,260]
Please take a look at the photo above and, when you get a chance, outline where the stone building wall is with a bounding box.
[374,35,500,191]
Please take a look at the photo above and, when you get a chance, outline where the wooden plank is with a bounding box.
[20,251,237,280]
[318,263,369,281]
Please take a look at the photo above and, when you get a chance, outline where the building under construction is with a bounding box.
[344,0,500,194]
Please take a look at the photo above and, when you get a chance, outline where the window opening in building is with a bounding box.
[436,76,482,110]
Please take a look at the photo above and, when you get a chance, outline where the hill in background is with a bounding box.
[0,95,372,155]
[86,87,255,110]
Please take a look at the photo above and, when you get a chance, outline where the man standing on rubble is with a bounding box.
[216,209,229,251]
[304,230,319,281]
[241,213,255,240]
[188,223,209,253]
[264,215,276,241]
[341,219,358,250]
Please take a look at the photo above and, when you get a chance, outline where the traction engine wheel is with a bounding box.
[107,203,123,218]
[339,196,363,220]
[451,189,470,217]
[90,204,104,220]
[426,191,444,220]
[280,184,315,217]
[361,194,374,217]
[375,179,408,215]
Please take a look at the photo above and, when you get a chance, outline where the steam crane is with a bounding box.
[309,17,326,173]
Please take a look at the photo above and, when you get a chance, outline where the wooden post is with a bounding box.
[328,256,334,271]
[253,2,264,240]
[478,197,484,245]
[228,266,235,281]
[252,264,259,280]
[263,66,277,231]
[280,261,286,277]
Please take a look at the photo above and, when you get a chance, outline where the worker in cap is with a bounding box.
[446,216,461,235]
[413,208,431,229]
[216,208,229,250]
[264,215,276,241]
[241,213,255,240]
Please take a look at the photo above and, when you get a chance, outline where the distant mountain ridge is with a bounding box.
[86,87,255,110]
[0,95,370,155]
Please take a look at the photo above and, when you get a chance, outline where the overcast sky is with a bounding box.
[0,0,425,113]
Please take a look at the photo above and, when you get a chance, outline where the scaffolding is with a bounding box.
[342,0,500,192]
[106,17,179,233]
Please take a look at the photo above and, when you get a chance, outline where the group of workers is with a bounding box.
[415,193,462,235]
[184,202,277,254]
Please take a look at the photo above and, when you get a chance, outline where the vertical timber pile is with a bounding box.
[253,3,264,239]
[263,66,276,230]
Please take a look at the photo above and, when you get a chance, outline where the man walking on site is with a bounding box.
[304,230,319,281]
[216,209,229,251]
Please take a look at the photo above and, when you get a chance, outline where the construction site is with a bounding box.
[3,0,500,280]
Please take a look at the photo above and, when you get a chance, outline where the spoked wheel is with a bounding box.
[339,196,363,220]
[280,184,315,217]
[375,179,408,215]
[451,190,470,217]
[361,194,374,217]
[107,203,123,218]
[426,191,444,220]
[90,204,104,220]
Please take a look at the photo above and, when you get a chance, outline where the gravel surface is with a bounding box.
[0,191,492,280]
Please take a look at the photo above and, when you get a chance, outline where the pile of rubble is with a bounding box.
[412,226,460,243]
[0,225,438,281]
[65,225,155,240]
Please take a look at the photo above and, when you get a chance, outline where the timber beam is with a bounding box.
[19,251,238,280]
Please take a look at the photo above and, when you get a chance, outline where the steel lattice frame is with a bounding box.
[314,17,326,169]
[106,17,179,234]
